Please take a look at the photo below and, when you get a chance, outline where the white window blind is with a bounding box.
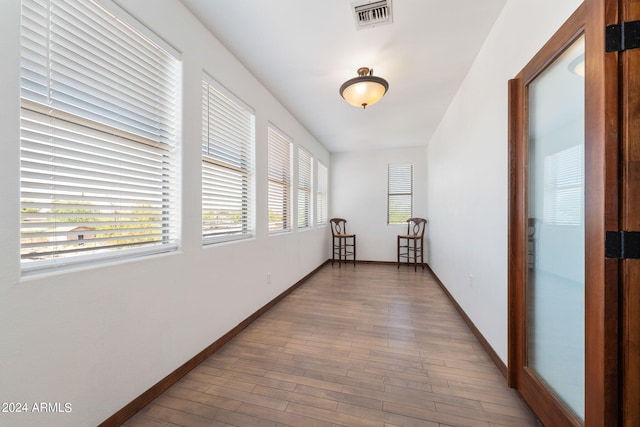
[388,164,413,225]
[202,77,255,243]
[20,0,180,272]
[316,161,328,226]
[268,126,292,233]
[297,147,313,229]
[543,145,584,226]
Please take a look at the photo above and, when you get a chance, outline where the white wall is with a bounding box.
[0,1,329,426]
[426,0,583,364]
[331,146,428,262]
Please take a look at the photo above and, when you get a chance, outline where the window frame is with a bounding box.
[201,75,255,244]
[387,163,414,225]
[267,125,293,234]
[316,161,328,227]
[297,147,313,230]
[19,0,181,274]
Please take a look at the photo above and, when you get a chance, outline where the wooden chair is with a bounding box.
[330,218,356,267]
[397,218,427,271]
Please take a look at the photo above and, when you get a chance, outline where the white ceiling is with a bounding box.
[179,0,507,153]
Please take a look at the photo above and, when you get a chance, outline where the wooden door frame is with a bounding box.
[508,0,621,425]
[620,1,640,425]
[584,0,620,425]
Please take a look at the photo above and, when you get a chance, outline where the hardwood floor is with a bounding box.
[124,264,538,427]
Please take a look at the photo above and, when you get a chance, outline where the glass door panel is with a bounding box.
[526,35,585,421]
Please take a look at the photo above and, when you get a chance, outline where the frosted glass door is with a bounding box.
[526,36,585,421]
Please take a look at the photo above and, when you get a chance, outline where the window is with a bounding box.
[316,161,328,226]
[267,126,292,233]
[19,0,180,273]
[297,147,313,229]
[388,164,413,224]
[201,77,255,243]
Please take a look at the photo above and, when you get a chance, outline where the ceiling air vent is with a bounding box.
[352,0,393,30]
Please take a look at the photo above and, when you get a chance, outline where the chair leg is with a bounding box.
[353,235,356,267]
[332,237,335,266]
[397,236,400,268]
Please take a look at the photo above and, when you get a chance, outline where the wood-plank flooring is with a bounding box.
[124,263,538,427]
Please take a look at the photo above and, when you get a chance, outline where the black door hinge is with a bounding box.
[606,20,640,52]
[605,231,640,259]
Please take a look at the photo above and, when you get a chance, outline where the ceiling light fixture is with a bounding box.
[339,67,389,109]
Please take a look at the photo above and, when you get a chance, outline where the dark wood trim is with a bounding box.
[519,368,583,427]
[520,6,586,85]
[355,260,429,268]
[585,0,621,425]
[620,0,640,425]
[354,260,398,266]
[98,260,330,427]
[507,76,525,390]
[425,264,507,379]
[506,2,624,426]
[508,0,624,423]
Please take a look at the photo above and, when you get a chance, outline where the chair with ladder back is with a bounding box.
[330,218,356,267]
[397,217,427,271]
